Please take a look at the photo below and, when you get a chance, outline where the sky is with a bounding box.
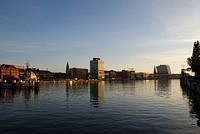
[0,0,200,73]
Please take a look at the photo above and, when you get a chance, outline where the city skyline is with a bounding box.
[1,0,200,73]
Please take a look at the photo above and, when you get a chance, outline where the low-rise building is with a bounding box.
[54,72,66,80]
[0,64,20,82]
[109,70,117,80]
[70,68,88,80]
[105,70,135,80]
[121,70,135,80]
[135,72,149,80]
[37,70,54,80]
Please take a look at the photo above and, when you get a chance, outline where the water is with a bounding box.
[0,79,200,134]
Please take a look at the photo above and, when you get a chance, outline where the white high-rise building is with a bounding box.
[90,58,105,80]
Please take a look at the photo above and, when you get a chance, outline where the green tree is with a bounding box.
[187,41,200,77]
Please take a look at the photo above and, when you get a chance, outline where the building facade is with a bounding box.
[135,72,150,80]
[154,65,171,74]
[90,58,105,80]
[0,64,20,81]
[70,68,88,80]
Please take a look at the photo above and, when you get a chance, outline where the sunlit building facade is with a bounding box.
[0,64,20,81]
[90,58,105,80]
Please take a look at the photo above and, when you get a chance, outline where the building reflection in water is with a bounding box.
[66,80,89,101]
[66,80,88,89]
[154,78,171,98]
[0,87,40,103]
[181,87,200,127]
[90,81,105,107]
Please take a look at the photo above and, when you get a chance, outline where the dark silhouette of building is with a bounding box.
[37,70,54,80]
[135,72,149,80]
[116,70,135,80]
[121,70,135,80]
[66,62,70,79]
[105,70,117,80]
[109,70,117,80]
[54,72,66,80]
[69,68,88,80]
[105,70,135,80]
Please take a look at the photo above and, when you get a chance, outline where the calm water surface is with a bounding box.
[0,79,200,134]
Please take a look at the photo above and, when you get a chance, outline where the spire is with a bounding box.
[66,62,69,74]
[66,62,70,79]
[154,66,157,74]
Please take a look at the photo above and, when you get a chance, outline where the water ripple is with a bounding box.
[0,80,200,133]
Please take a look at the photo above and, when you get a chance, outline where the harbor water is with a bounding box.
[0,79,200,134]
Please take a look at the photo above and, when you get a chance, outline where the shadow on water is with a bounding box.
[0,87,40,103]
[90,81,105,107]
[181,86,200,127]
[154,78,171,98]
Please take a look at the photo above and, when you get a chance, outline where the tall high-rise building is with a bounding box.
[90,58,105,80]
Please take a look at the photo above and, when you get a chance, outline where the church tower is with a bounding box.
[66,62,70,79]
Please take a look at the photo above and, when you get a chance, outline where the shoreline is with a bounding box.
[39,77,180,83]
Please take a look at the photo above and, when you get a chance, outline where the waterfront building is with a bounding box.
[109,70,117,80]
[135,72,149,80]
[104,70,117,80]
[104,71,110,80]
[154,65,171,74]
[104,70,135,80]
[121,70,135,80]
[54,72,66,80]
[37,70,54,80]
[90,58,105,80]
[0,64,20,82]
[19,69,26,80]
[69,68,88,80]
[30,68,66,80]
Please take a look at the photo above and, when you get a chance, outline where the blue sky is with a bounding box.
[0,0,200,73]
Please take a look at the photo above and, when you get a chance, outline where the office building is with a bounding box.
[154,65,171,74]
[90,58,105,80]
